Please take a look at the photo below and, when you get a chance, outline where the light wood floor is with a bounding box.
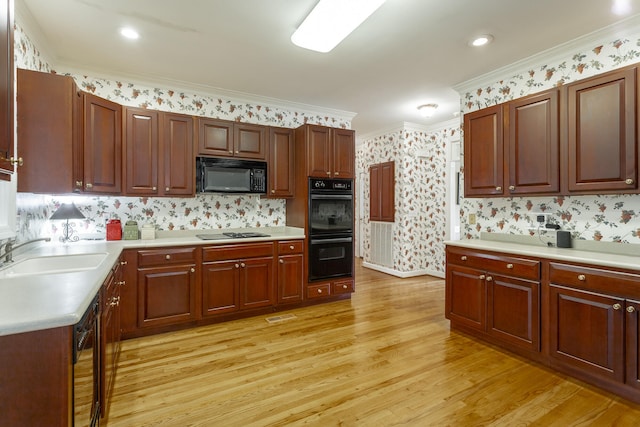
[105,260,640,426]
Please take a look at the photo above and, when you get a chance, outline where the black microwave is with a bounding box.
[196,157,267,194]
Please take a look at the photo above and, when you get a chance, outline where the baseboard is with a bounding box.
[362,262,445,279]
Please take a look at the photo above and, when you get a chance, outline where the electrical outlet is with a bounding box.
[468,213,476,225]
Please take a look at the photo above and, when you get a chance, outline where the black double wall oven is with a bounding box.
[308,178,354,282]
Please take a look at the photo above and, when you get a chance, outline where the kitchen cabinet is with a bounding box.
[566,66,638,193]
[197,117,267,160]
[463,88,559,197]
[123,108,194,196]
[307,278,354,300]
[548,262,640,392]
[296,124,355,178]
[202,242,275,316]
[137,247,199,329]
[268,126,295,197]
[445,246,540,352]
[119,249,137,336]
[84,93,122,194]
[101,256,124,418]
[0,0,13,179]
[370,161,395,222]
[277,240,304,304]
[17,69,84,193]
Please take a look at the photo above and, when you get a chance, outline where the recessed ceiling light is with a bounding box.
[120,27,140,40]
[291,0,386,53]
[417,104,438,118]
[612,0,632,15]
[470,34,493,47]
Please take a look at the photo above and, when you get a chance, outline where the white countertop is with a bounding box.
[0,226,304,336]
[445,238,640,271]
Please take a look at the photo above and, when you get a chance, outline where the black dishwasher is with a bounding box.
[74,295,100,427]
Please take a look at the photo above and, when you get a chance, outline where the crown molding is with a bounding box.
[453,13,640,94]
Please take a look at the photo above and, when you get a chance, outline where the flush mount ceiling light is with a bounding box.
[417,104,438,118]
[120,27,140,40]
[291,0,387,53]
[469,34,493,47]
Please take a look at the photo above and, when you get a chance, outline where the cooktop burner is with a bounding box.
[195,232,271,240]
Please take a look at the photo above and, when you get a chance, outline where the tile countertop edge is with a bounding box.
[0,226,305,336]
[445,239,640,271]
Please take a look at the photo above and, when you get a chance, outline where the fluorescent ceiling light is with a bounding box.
[612,0,632,15]
[291,0,386,53]
[120,27,140,40]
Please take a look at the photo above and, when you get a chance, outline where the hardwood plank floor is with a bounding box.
[105,260,640,426]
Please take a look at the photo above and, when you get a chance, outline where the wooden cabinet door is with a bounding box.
[445,264,486,331]
[162,113,194,195]
[124,107,159,195]
[119,250,138,336]
[626,299,640,390]
[240,257,275,309]
[234,123,266,160]
[268,126,294,197]
[507,89,560,195]
[370,161,395,222]
[306,125,332,177]
[332,128,355,178]
[202,260,240,316]
[0,0,12,179]
[100,261,121,417]
[84,93,122,194]
[567,67,637,193]
[549,284,625,383]
[137,264,197,328]
[463,105,504,197]
[198,117,234,157]
[277,253,304,304]
[487,274,540,351]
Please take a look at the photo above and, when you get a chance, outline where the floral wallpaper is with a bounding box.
[356,124,459,276]
[12,22,350,241]
[459,29,640,244]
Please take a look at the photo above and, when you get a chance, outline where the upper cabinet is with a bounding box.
[0,0,13,179]
[463,89,560,198]
[297,124,355,178]
[197,118,267,160]
[566,66,638,194]
[268,126,294,198]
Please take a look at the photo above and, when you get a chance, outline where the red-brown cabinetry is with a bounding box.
[197,118,267,160]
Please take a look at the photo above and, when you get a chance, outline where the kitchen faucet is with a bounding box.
[1,237,52,264]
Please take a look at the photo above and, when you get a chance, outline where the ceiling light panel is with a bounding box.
[291,0,386,53]
[120,27,140,40]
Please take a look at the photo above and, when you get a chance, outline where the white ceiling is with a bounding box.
[17,0,640,136]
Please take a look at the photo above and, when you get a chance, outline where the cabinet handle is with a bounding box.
[241,262,246,268]
[577,274,586,281]
[479,274,486,280]
[75,180,83,188]
[627,306,636,313]
[165,254,171,260]
[334,172,339,176]
[508,185,515,191]
[626,178,634,185]
[460,256,467,261]
[279,259,284,264]
[190,267,195,273]
[326,171,331,175]
[165,187,170,192]
[120,260,128,266]
[85,183,93,189]
[235,263,240,268]
[289,245,295,250]
[152,186,157,191]
[317,288,323,294]
[613,303,622,310]
[486,276,493,282]
[229,150,233,154]
[506,263,514,269]
[495,186,502,191]
[342,284,348,289]
[116,281,125,286]
[9,156,23,166]
[271,190,275,194]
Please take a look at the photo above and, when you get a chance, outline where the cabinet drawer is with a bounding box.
[332,279,354,294]
[447,247,540,280]
[549,262,640,297]
[138,247,197,268]
[307,283,331,299]
[278,240,303,255]
[203,242,274,262]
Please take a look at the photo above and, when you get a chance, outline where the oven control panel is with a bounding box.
[310,178,352,191]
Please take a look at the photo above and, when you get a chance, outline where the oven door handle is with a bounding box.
[310,237,353,244]
[310,194,353,200]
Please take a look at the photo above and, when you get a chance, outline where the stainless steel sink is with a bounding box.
[0,253,109,278]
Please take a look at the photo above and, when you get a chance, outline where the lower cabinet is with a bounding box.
[277,240,304,304]
[307,277,354,299]
[101,255,124,418]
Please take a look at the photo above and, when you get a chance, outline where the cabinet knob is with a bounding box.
[626,178,634,185]
[289,245,295,250]
[190,267,195,273]
[116,280,125,286]
[342,284,348,289]
[85,183,93,189]
[317,288,323,294]
[75,180,83,188]
[152,186,157,191]
[326,171,331,175]
[279,259,284,264]
[495,186,502,191]
[241,262,246,268]
[334,172,339,176]
[235,151,240,154]
[120,260,128,266]
[166,187,170,192]
[506,263,514,269]
[508,185,515,191]
[479,274,486,280]
[9,156,24,166]
[229,150,233,154]
[235,263,240,268]
[577,274,586,281]
[165,254,171,260]
[460,256,467,261]
[271,190,275,194]
[613,303,622,310]
[627,306,636,313]
[486,276,493,282]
